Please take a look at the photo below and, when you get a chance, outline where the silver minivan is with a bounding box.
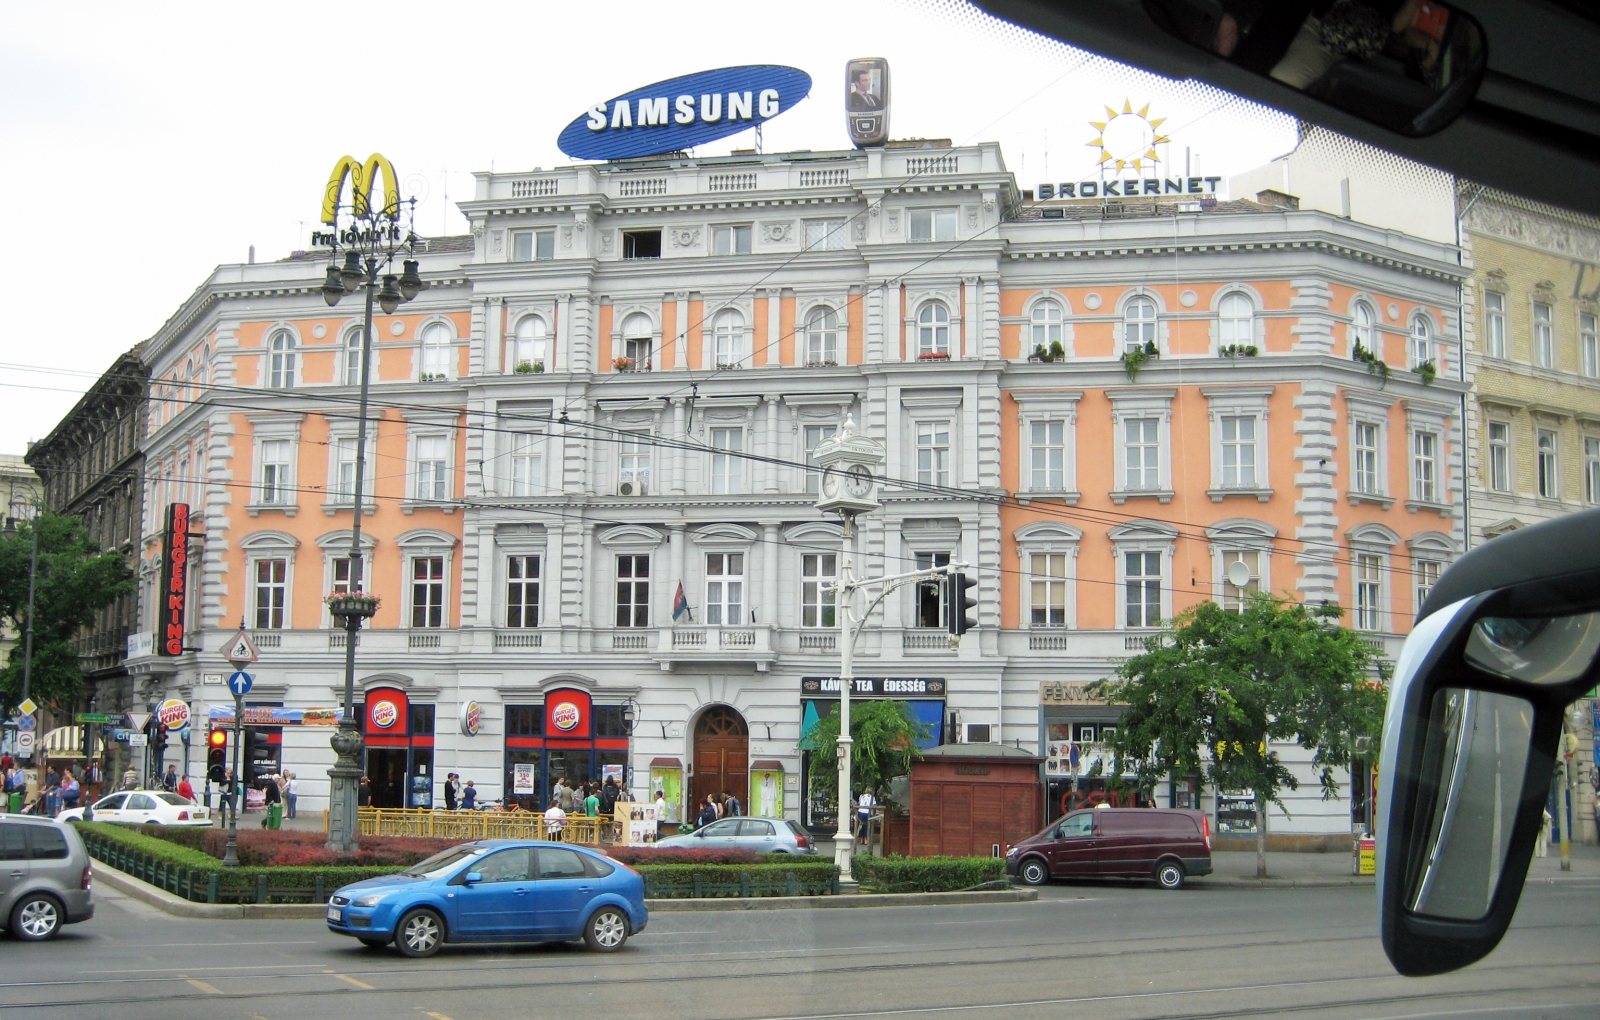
[1,816,94,940]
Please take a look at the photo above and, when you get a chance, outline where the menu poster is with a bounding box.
[513,763,537,796]
[612,802,659,845]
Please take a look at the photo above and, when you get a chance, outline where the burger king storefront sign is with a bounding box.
[504,687,630,812]
[363,687,437,810]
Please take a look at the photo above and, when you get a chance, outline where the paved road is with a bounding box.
[5,871,1599,1020]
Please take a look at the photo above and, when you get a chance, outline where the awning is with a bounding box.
[42,726,85,758]
[751,760,785,771]
[649,757,682,768]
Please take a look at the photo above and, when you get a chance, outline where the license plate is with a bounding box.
[327,907,342,923]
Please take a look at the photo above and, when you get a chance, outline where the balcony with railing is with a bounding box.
[650,625,776,671]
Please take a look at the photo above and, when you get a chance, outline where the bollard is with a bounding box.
[256,875,268,905]
[207,874,218,904]
[315,875,325,903]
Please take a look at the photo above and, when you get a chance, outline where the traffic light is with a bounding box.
[945,572,979,636]
[207,729,227,783]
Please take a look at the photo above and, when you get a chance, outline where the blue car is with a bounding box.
[326,840,647,957]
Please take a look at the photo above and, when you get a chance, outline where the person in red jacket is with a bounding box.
[176,774,195,802]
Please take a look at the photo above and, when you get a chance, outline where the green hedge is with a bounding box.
[637,861,839,898]
[852,855,1007,893]
[75,823,404,904]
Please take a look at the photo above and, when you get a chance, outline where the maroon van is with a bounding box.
[1005,808,1213,889]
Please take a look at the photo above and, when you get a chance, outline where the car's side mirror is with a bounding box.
[463,872,483,885]
[1379,544,1600,976]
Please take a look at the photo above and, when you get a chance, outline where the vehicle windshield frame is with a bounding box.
[401,844,485,879]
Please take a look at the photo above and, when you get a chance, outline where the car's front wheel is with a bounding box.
[395,909,444,958]
[583,906,630,952]
[10,894,62,941]
[1017,856,1051,886]
[1154,859,1186,890]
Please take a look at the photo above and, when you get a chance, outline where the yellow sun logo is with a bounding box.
[1088,99,1170,173]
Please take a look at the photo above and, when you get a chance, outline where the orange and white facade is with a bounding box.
[125,142,1464,834]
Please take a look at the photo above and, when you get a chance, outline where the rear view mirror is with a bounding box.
[1144,0,1486,136]
[1378,510,1600,976]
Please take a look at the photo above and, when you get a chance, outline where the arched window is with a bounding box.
[1123,296,1157,354]
[508,316,549,372]
[621,313,653,368]
[712,309,747,367]
[1218,293,1253,349]
[266,330,296,389]
[916,302,949,358]
[1029,300,1063,357]
[805,307,839,365]
[342,327,367,386]
[420,322,452,379]
[1409,315,1433,369]
[1351,301,1378,359]
[184,359,194,401]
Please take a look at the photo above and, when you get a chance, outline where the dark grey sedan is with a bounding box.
[652,817,817,854]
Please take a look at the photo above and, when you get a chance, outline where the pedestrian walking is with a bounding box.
[856,787,876,843]
[444,772,461,811]
[461,780,478,810]
[722,788,742,817]
[544,801,566,841]
[284,773,298,819]
[357,776,372,807]
[162,765,178,792]
[696,796,718,830]
[177,774,194,802]
[119,766,138,791]
[219,768,239,826]
[555,779,574,813]
[583,785,600,817]
[261,773,282,829]
[599,777,619,817]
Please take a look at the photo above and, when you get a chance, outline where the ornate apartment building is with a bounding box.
[123,142,1465,835]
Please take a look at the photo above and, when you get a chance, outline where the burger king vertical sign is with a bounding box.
[544,688,591,739]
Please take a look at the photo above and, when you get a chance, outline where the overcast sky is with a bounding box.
[0,0,1296,457]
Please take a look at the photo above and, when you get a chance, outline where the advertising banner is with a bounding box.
[208,706,341,727]
[750,769,784,819]
[513,762,537,796]
[650,766,683,824]
[157,502,190,657]
[613,802,659,845]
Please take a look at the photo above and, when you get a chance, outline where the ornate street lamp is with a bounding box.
[315,154,423,852]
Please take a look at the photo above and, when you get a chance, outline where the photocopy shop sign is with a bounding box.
[558,65,812,161]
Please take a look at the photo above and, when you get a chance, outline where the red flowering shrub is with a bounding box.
[187,828,459,867]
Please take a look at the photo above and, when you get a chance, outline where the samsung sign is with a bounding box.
[558,65,812,161]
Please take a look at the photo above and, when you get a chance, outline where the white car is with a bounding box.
[58,790,212,827]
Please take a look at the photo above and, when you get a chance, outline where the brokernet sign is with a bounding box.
[558,65,812,161]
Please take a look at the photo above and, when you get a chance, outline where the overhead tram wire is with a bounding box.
[4,370,1451,584]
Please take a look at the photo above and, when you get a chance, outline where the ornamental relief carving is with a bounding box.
[1467,201,1600,262]
[762,221,794,243]
[671,227,703,248]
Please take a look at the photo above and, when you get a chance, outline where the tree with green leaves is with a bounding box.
[0,513,136,711]
[1088,594,1388,878]
[800,699,931,801]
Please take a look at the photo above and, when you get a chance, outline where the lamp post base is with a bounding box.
[325,725,363,853]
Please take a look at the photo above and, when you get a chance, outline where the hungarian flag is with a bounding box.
[673,582,690,621]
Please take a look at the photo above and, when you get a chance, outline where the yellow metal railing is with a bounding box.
[331,808,613,845]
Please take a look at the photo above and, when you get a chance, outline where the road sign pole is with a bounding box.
[221,620,259,869]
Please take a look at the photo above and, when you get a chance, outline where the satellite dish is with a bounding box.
[1226,559,1254,590]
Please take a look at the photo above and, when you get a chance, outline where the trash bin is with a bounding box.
[1354,836,1376,875]
[8,792,20,814]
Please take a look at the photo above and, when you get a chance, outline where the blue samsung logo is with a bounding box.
[558,65,812,161]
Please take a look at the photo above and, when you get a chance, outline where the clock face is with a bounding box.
[844,465,874,497]
[821,469,841,498]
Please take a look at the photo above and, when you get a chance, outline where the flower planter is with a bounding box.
[325,592,381,620]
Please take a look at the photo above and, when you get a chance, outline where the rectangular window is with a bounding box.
[804,218,847,250]
[258,439,291,504]
[253,559,287,629]
[409,704,436,736]
[1220,549,1261,612]
[1538,428,1559,498]
[1355,554,1382,631]
[915,552,951,628]
[506,706,543,737]
[1124,418,1160,490]
[331,556,357,596]
[411,556,445,628]
[622,229,661,259]
[705,553,745,626]
[509,433,544,497]
[710,428,744,494]
[1488,421,1511,493]
[615,555,650,628]
[712,225,752,255]
[331,436,371,505]
[1030,553,1069,627]
[915,421,951,488]
[804,424,837,494]
[1353,421,1381,495]
[1411,431,1438,503]
[801,553,837,628]
[414,436,450,502]
[1484,292,1506,359]
[506,554,540,628]
[1028,420,1065,491]
[1220,416,1257,488]
[1414,559,1441,617]
[1534,302,1554,368]
[1124,551,1162,628]
[1583,313,1598,379]
[513,229,554,261]
[619,432,651,495]
[1586,437,1600,505]
[909,208,957,242]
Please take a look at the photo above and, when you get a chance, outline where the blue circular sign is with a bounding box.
[227,671,254,696]
[558,65,812,161]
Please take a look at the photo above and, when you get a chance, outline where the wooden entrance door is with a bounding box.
[693,706,749,814]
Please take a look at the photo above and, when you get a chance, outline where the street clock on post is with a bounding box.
[813,414,885,515]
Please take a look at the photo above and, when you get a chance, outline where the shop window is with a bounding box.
[507,705,543,736]
[622,229,661,259]
[594,706,628,737]
[410,704,435,735]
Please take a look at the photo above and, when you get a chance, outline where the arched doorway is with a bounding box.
[693,706,748,814]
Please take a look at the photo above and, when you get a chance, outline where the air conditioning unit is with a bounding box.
[617,481,644,496]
